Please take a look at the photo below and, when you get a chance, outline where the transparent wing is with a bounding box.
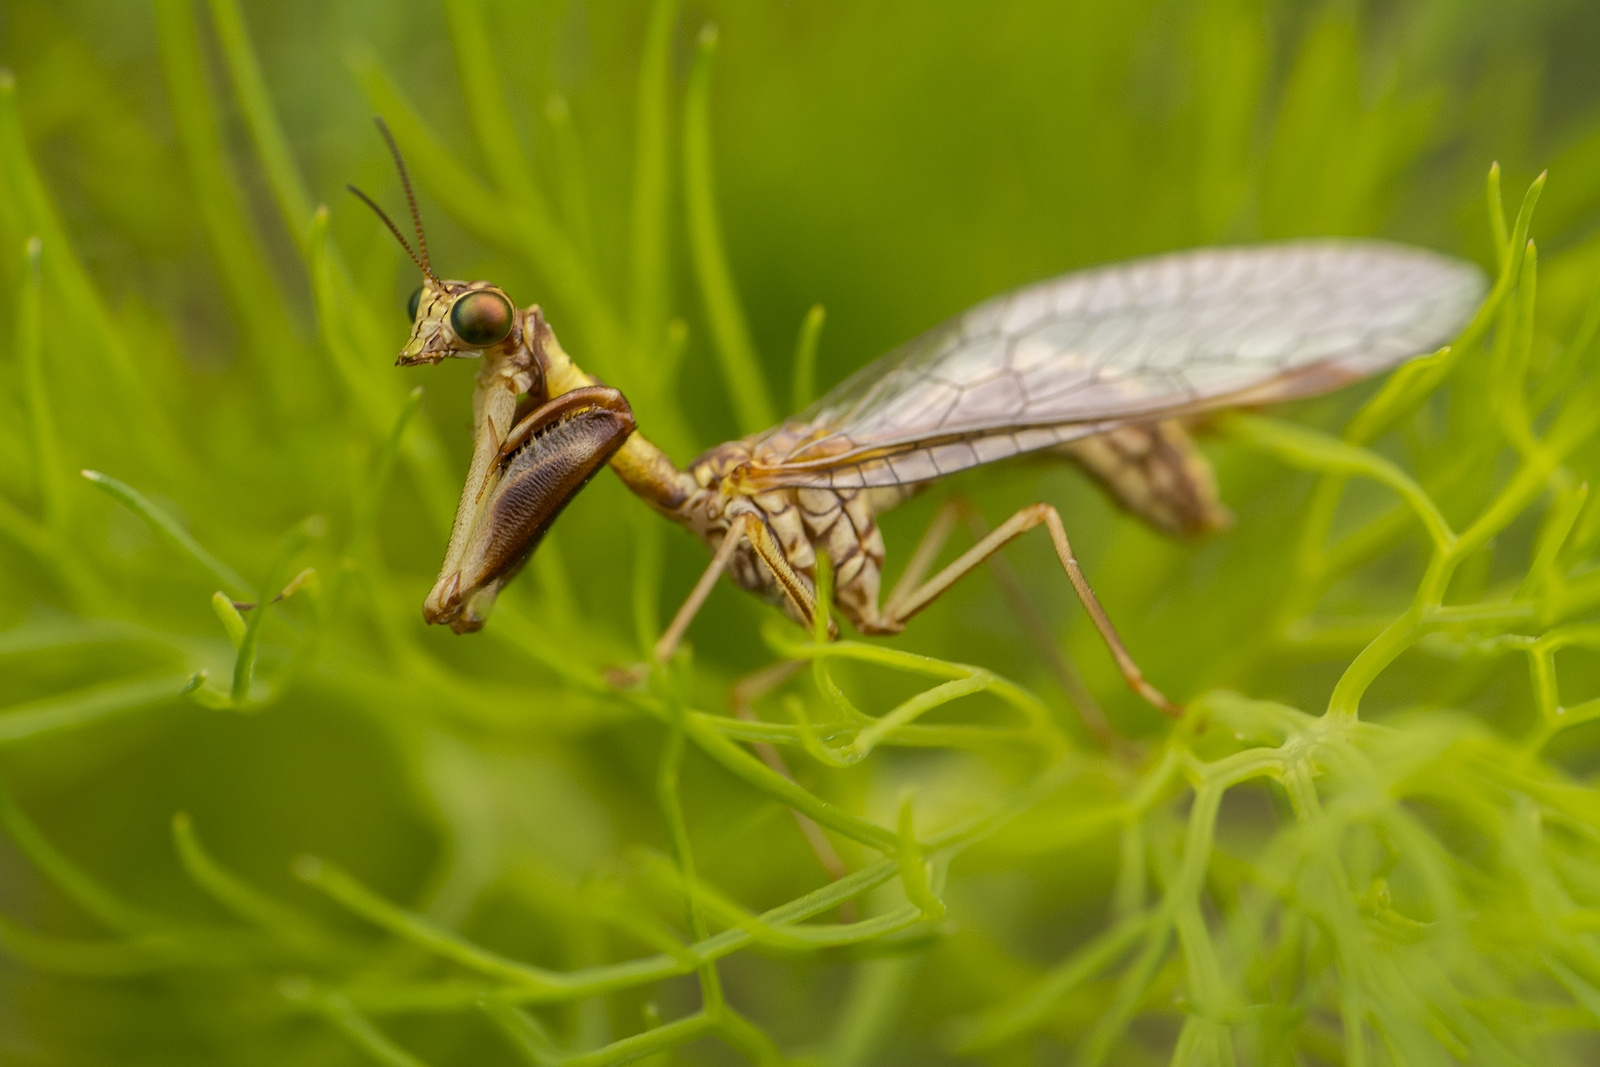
[745,240,1486,490]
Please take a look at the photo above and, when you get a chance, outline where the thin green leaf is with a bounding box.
[293,855,567,991]
[543,95,595,262]
[0,72,187,468]
[232,516,323,704]
[313,991,433,1067]
[628,0,679,356]
[442,0,543,209]
[206,0,316,246]
[18,237,66,531]
[0,673,190,747]
[0,779,162,931]
[791,303,825,411]
[153,0,308,407]
[683,25,775,433]
[172,813,347,961]
[81,470,250,598]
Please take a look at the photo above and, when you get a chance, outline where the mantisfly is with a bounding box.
[351,122,1484,714]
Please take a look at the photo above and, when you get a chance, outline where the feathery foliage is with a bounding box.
[4,2,1600,1064]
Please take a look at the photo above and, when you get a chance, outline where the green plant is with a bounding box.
[5,1,1600,1064]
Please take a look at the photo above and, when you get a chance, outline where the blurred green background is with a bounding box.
[5,1,1600,1064]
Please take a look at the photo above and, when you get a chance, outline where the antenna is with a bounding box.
[347,117,440,284]
[375,117,433,278]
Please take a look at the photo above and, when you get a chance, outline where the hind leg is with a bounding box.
[863,502,1178,717]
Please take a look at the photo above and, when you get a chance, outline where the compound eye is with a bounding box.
[406,285,424,322]
[450,290,515,348]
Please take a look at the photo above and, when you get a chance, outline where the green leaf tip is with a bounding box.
[792,303,826,409]
[211,592,247,648]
